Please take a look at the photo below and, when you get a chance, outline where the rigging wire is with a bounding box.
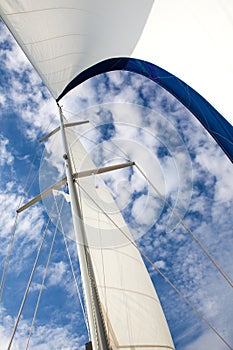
[68,121,233,288]
[97,210,110,342]
[61,106,131,161]
[67,121,112,343]
[89,120,130,160]
[68,122,130,162]
[66,129,111,348]
[25,197,64,350]
[0,214,19,303]
[69,120,233,288]
[62,111,232,348]
[60,217,90,339]
[53,190,90,339]
[1,107,61,303]
[135,163,233,289]
[7,204,55,350]
[0,146,41,303]
[76,180,233,350]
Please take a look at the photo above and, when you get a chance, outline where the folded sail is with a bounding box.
[66,128,174,349]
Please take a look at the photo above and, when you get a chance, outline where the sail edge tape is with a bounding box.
[57,57,233,163]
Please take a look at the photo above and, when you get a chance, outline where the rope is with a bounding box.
[135,163,233,288]
[76,180,233,350]
[7,205,55,350]
[25,198,64,350]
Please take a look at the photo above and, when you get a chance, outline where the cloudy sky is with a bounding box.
[0,19,233,350]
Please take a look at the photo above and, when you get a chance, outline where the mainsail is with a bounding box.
[65,126,174,349]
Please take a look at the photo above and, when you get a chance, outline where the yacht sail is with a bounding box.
[64,120,174,349]
[0,1,232,349]
[0,1,232,161]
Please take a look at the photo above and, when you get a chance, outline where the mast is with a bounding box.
[57,103,109,350]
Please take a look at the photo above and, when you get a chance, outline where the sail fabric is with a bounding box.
[59,57,233,163]
[66,127,175,349]
[0,0,153,100]
[1,1,233,164]
[1,0,233,127]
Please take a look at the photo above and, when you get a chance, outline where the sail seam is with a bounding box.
[97,285,160,304]
[24,33,87,46]
[4,8,92,16]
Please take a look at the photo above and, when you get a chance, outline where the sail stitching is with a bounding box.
[5,7,92,16]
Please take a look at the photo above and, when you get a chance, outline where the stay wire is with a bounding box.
[61,106,134,161]
[135,163,233,289]
[0,145,41,303]
[70,124,130,162]
[89,120,130,160]
[25,198,65,350]
[18,108,59,209]
[19,144,41,207]
[97,211,110,341]
[3,108,60,340]
[7,203,56,350]
[76,127,233,288]
[53,190,90,339]
[76,180,233,350]
[0,213,19,302]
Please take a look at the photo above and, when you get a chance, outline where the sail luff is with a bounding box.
[58,105,109,350]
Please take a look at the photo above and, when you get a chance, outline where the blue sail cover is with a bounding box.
[57,57,233,163]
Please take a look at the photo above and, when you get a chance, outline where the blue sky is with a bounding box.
[0,20,233,350]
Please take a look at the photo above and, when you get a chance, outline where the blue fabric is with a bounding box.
[57,58,233,162]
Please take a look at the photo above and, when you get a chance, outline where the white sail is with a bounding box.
[0,0,153,100]
[0,0,233,123]
[66,128,174,349]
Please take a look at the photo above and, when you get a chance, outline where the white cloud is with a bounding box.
[183,329,231,350]
[0,306,85,350]
[0,134,14,166]
[155,260,167,270]
[0,22,232,349]
[46,261,68,287]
